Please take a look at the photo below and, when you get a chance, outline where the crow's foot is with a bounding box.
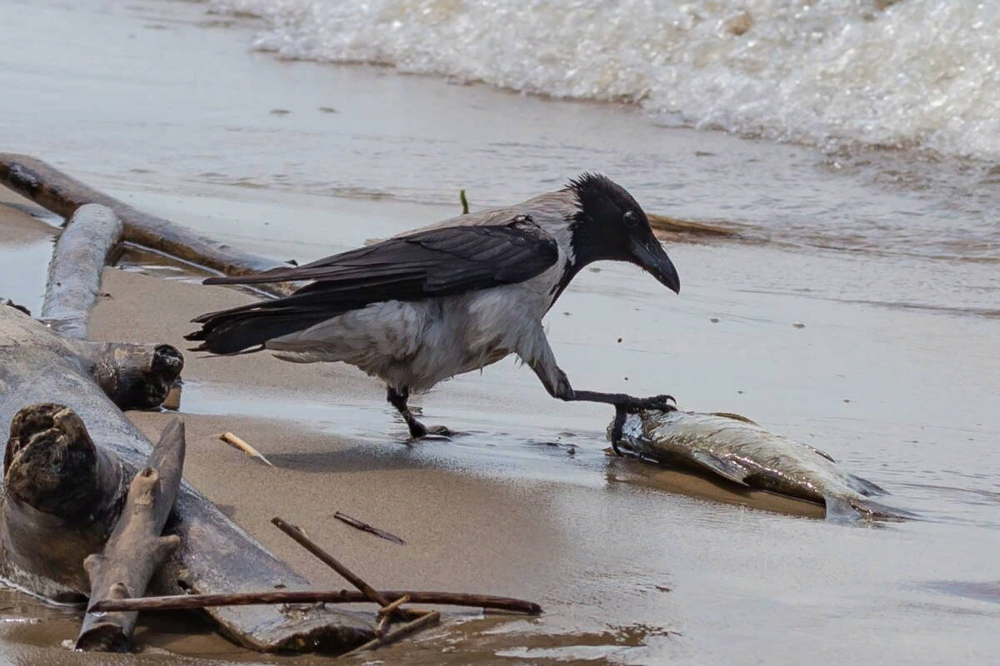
[622,394,676,413]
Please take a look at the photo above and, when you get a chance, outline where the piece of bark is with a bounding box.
[0,308,372,652]
[0,154,294,297]
[92,590,543,615]
[76,418,186,651]
[40,203,123,339]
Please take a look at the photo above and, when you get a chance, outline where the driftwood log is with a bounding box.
[40,204,123,339]
[0,305,372,652]
[0,154,294,297]
[76,418,185,651]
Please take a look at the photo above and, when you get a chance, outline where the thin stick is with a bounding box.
[220,432,273,467]
[90,590,542,615]
[374,613,392,638]
[377,594,410,617]
[271,517,414,621]
[340,611,440,658]
[374,593,412,636]
[334,511,406,545]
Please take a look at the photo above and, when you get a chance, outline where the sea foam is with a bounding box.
[209,0,1000,160]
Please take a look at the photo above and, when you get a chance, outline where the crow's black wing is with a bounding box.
[186,219,558,354]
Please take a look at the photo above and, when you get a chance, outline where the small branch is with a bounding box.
[220,432,273,466]
[375,594,410,637]
[374,613,392,638]
[271,517,413,621]
[91,590,542,615]
[334,511,406,545]
[76,419,186,652]
[377,594,411,617]
[340,610,440,658]
[459,189,469,215]
[41,204,123,339]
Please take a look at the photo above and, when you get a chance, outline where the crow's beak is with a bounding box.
[629,235,680,294]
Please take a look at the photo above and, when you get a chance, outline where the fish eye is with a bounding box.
[623,210,638,227]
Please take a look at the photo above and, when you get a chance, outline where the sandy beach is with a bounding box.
[1,0,998,664]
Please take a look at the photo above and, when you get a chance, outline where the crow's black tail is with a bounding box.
[185,302,343,355]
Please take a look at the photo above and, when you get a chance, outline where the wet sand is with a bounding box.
[1,0,999,664]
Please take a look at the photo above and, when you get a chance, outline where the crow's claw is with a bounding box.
[626,394,676,413]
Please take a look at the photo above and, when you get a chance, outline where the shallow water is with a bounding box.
[211,0,1000,161]
[0,0,998,664]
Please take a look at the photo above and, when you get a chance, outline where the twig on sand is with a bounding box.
[90,590,543,615]
[271,517,416,621]
[459,189,470,215]
[219,432,273,466]
[334,511,406,545]
[340,610,441,658]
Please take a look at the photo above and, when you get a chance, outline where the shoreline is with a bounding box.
[0,0,997,663]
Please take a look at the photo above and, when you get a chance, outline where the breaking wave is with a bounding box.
[209,0,1000,160]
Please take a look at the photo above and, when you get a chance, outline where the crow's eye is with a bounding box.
[623,210,638,227]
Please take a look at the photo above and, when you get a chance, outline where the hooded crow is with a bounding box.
[186,174,681,438]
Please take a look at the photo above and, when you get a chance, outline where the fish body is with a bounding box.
[612,410,911,522]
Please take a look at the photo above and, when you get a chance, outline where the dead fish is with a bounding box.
[609,409,913,523]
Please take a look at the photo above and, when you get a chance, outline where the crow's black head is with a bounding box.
[566,173,680,294]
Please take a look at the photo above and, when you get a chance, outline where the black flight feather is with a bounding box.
[187,220,559,355]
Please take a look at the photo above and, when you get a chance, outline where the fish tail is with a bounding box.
[845,473,889,497]
[824,495,917,524]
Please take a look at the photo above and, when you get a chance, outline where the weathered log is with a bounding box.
[40,203,123,339]
[34,200,181,410]
[0,154,294,297]
[77,341,184,411]
[1,302,182,412]
[93,590,544,615]
[0,306,372,653]
[2,403,125,600]
[76,418,185,652]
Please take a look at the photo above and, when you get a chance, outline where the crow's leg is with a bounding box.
[520,328,676,415]
[609,404,630,456]
[564,390,676,413]
[386,386,453,439]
